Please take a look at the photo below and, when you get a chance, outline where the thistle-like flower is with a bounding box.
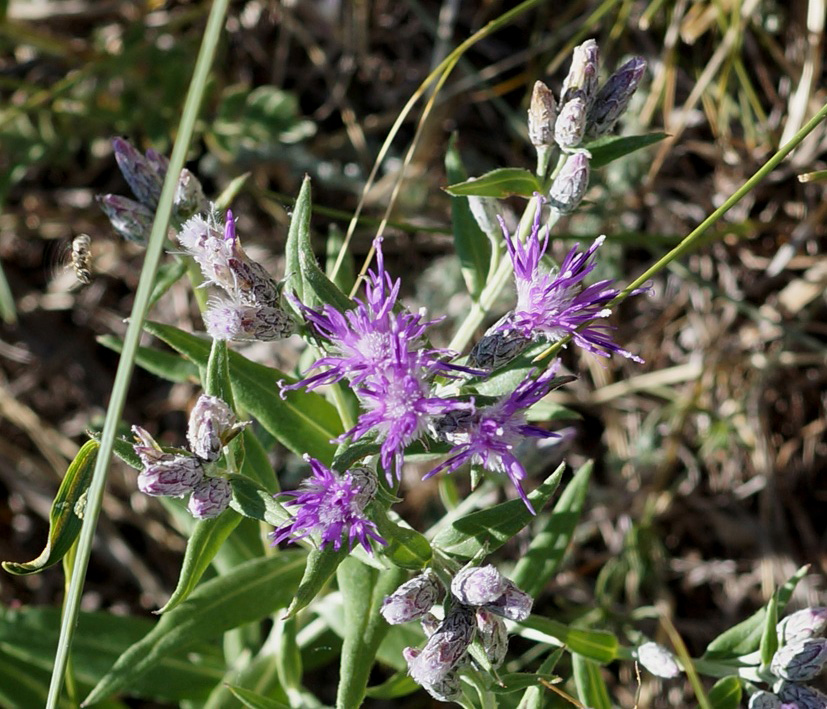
[271,457,386,555]
[497,200,643,362]
[776,681,827,708]
[482,579,534,621]
[426,367,562,512]
[748,691,782,709]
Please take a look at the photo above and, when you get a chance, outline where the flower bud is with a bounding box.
[548,150,590,214]
[451,565,507,606]
[554,95,587,150]
[777,608,827,645]
[476,608,509,668]
[561,39,600,107]
[132,426,203,497]
[636,642,681,679]
[112,137,166,208]
[777,681,827,708]
[430,409,476,445]
[771,638,827,682]
[403,648,462,702]
[406,605,475,687]
[347,466,378,510]
[174,169,208,219]
[468,316,531,371]
[421,612,440,638]
[188,476,232,519]
[748,691,782,709]
[187,394,246,462]
[528,81,557,148]
[204,298,295,341]
[97,194,154,244]
[483,580,533,621]
[586,56,646,138]
[381,569,442,625]
[467,196,501,238]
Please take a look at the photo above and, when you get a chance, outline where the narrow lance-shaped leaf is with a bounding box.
[284,545,350,619]
[97,334,199,384]
[445,133,490,298]
[226,686,290,709]
[444,167,542,199]
[572,653,612,709]
[431,462,565,559]
[706,676,742,709]
[759,593,779,669]
[3,440,99,575]
[84,552,306,705]
[512,460,593,596]
[583,132,668,169]
[519,617,618,664]
[372,507,432,570]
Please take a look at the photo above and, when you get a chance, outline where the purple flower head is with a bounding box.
[381,569,442,625]
[340,335,474,483]
[271,457,386,555]
[500,201,643,362]
[131,426,203,498]
[188,476,232,519]
[425,366,562,513]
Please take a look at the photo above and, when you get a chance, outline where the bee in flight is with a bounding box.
[71,234,92,285]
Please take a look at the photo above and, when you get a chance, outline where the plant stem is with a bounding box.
[45,2,230,706]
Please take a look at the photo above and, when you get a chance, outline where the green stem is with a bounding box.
[45,2,230,706]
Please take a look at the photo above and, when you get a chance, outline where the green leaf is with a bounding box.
[759,594,778,668]
[97,334,199,384]
[703,565,808,659]
[706,676,742,709]
[491,673,560,693]
[517,648,565,709]
[285,545,350,618]
[0,257,17,324]
[229,475,287,526]
[335,558,406,709]
[0,648,57,708]
[0,606,223,703]
[143,321,341,464]
[445,133,491,298]
[2,440,98,575]
[584,132,668,170]
[148,257,188,307]
[572,653,612,709]
[373,508,432,570]
[226,686,290,709]
[84,552,306,705]
[520,617,618,663]
[365,671,419,699]
[157,511,242,614]
[215,172,252,211]
[444,167,541,198]
[512,460,593,596]
[206,338,233,404]
[239,427,278,491]
[432,463,565,559]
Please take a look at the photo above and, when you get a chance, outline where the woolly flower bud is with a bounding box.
[468,315,531,371]
[554,95,587,150]
[204,298,295,342]
[452,565,507,606]
[777,681,827,708]
[406,605,475,688]
[587,57,646,138]
[188,477,232,519]
[636,642,681,679]
[381,569,442,625]
[467,196,501,238]
[476,608,509,668]
[112,137,166,208]
[748,691,782,709]
[187,394,246,462]
[403,648,462,703]
[771,638,827,682]
[528,81,557,148]
[561,39,600,107]
[548,150,590,214]
[483,580,533,621]
[97,194,154,244]
[132,426,203,497]
[777,607,827,645]
[174,169,208,219]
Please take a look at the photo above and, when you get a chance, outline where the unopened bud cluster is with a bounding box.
[635,642,681,679]
[132,394,246,519]
[528,39,645,213]
[98,137,207,243]
[382,564,532,702]
[178,210,295,342]
[747,607,827,708]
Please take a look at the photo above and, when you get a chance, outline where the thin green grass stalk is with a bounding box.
[533,99,827,364]
[45,2,230,705]
[0,256,16,324]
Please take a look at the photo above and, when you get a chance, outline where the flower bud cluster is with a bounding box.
[748,607,827,708]
[383,565,533,702]
[635,642,682,679]
[178,210,295,342]
[98,137,207,243]
[132,394,245,519]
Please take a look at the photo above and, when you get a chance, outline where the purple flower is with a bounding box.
[425,367,562,512]
[499,201,643,362]
[188,477,232,519]
[271,457,386,555]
